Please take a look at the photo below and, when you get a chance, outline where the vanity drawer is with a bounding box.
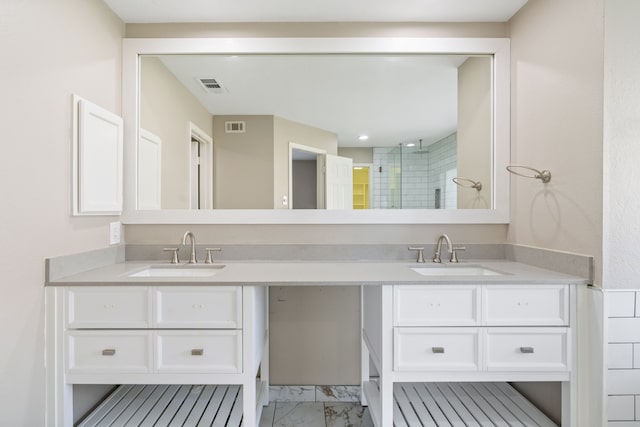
[154,286,242,328]
[66,331,152,374]
[485,328,569,371]
[394,285,480,326]
[394,327,480,371]
[156,331,242,373]
[482,285,569,326]
[66,287,151,329]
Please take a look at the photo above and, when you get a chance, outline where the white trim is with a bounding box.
[288,142,327,210]
[188,122,213,210]
[122,37,510,224]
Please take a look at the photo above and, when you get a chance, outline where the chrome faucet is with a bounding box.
[182,231,197,264]
[432,234,465,263]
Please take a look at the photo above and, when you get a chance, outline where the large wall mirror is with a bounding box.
[122,38,509,224]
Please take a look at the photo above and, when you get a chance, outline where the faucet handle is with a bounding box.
[408,247,426,263]
[450,246,466,263]
[163,247,180,264]
[204,248,222,264]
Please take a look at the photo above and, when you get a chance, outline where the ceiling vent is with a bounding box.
[225,121,246,133]
[196,77,229,94]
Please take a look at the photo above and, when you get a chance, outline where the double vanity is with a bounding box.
[45,244,588,427]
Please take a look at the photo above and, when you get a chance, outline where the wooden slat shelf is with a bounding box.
[364,381,558,427]
[78,384,243,427]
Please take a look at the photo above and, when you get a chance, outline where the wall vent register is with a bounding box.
[225,121,246,133]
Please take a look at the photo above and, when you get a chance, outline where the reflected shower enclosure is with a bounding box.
[372,134,457,209]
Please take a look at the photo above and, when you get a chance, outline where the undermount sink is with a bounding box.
[128,265,226,278]
[411,265,504,276]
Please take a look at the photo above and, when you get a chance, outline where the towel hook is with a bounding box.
[452,177,482,191]
[506,165,551,183]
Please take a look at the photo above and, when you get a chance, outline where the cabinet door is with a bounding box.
[155,330,242,373]
[482,285,569,326]
[394,285,480,326]
[154,287,242,328]
[66,287,151,329]
[485,328,569,371]
[394,327,481,371]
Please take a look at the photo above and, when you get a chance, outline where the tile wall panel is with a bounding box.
[608,291,640,423]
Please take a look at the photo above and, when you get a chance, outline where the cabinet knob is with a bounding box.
[102,349,116,356]
[191,349,204,356]
[432,347,445,354]
[520,346,534,354]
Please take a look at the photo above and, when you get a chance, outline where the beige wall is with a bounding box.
[338,147,374,164]
[140,57,212,208]
[457,56,492,209]
[507,0,604,286]
[292,161,318,209]
[213,115,275,208]
[273,116,338,209]
[507,0,604,421]
[126,22,508,39]
[0,0,124,424]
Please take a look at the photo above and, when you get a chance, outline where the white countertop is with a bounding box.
[46,259,589,286]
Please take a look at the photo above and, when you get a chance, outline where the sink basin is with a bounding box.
[411,266,504,276]
[128,265,226,278]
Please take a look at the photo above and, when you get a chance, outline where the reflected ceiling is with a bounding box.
[152,54,467,147]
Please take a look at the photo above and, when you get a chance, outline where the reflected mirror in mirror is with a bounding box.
[137,54,493,211]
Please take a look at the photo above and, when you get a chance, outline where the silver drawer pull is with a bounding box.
[432,347,445,354]
[102,349,116,356]
[520,347,535,354]
[191,349,204,356]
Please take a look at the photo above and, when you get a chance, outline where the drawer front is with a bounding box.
[155,286,242,329]
[485,328,569,371]
[67,331,152,374]
[394,327,481,371]
[156,331,242,373]
[394,285,480,326]
[66,287,151,328]
[482,285,569,326]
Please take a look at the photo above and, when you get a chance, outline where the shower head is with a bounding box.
[412,139,429,154]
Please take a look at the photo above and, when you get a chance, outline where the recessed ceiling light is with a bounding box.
[358,135,369,141]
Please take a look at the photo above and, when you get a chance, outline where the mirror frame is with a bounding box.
[122,37,510,224]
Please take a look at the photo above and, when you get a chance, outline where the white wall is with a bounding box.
[603,0,640,290]
[508,0,604,286]
[0,0,124,425]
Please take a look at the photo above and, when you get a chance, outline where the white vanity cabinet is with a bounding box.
[362,283,578,427]
[46,285,268,427]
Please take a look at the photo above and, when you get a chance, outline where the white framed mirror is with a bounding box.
[122,37,510,224]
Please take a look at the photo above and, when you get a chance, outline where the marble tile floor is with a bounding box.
[259,402,374,427]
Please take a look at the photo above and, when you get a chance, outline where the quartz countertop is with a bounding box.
[46,259,589,287]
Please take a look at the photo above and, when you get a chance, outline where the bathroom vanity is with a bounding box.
[45,257,587,427]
